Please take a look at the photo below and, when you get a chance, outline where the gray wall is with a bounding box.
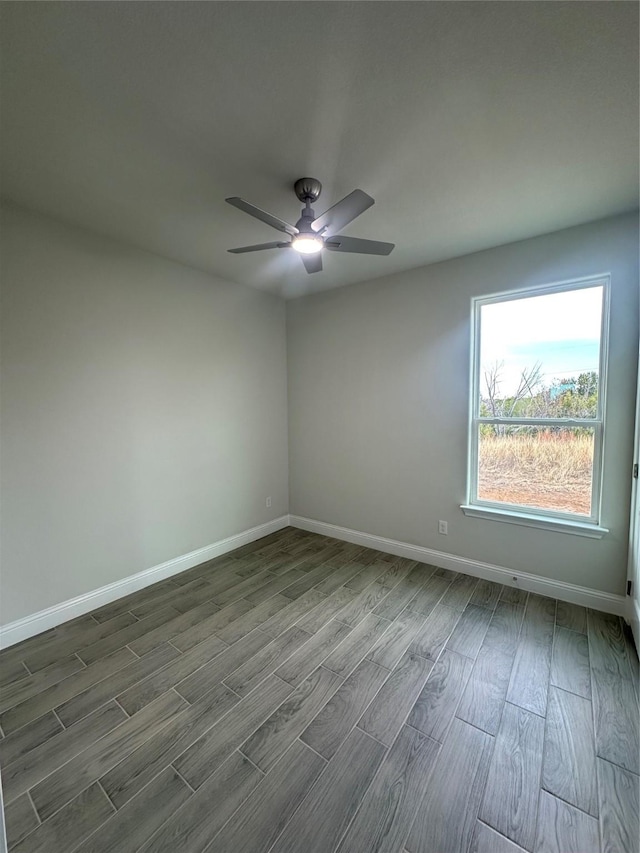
[2,205,637,626]
[287,214,639,596]
[0,204,289,624]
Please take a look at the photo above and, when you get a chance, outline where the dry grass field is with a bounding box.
[478,431,593,515]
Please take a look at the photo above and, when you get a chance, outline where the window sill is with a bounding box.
[460,504,609,539]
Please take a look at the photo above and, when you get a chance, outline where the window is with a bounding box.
[462,276,609,537]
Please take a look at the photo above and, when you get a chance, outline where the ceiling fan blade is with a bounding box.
[226,197,298,237]
[312,189,374,237]
[227,241,289,254]
[325,235,395,256]
[300,252,323,274]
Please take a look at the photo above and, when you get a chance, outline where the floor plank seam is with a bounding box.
[189,757,271,851]
[172,764,197,794]
[172,642,235,702]
[461,729,501,853]
[112,696,131,718]
[23,693,190,820]
[550,681,594,703]
[555,623,587,637]
[26,789,41,825]
[71,650,88,668]
[293,736,328,765]
[529,602,558,852]
[169,685,190,706]
[475,817,524,849]
[530,785,547,853]
[409,654,476,744]
[353,653,433,747]
[31,776,101,827]
[594,750,640,774]
[589,611,605,853]
[238,749,268,776]
[95,777,120,811]
[173,674,297,789]
[300,730,393,853]
[124,644,141,659]
[505,697,547,720]
[10,706,127,808]
[604,764,640,780]
[539,782,602,819]
[260,736,372,853]
[51,707,67,729]
[51,689,125,729]
[452,708,505,739]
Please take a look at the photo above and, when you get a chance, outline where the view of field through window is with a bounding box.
[478,427,595,515]
[477,285,603,516]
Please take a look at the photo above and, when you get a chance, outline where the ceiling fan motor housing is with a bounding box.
[294,177,322,203]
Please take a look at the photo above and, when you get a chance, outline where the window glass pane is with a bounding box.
[478,286,603,419]
[478,426,595,516]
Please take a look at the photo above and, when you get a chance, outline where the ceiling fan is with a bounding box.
[226,178,395,274]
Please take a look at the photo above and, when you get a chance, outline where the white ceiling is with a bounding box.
[1,2,638,298]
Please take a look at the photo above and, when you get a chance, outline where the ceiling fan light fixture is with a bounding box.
[226,179,394,272]
[291,234,323,254]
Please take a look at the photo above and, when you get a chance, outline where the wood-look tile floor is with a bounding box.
[1,527,638,853]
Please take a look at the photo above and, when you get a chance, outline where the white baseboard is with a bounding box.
[290,514,628,617]
[629,596,640,653]
[0,515,289,649]
[3,512,628,649]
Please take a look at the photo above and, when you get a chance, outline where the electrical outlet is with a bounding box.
[438,520,448,535]
[266,497,272,508]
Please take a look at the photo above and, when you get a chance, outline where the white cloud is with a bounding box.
[479,285,603,396]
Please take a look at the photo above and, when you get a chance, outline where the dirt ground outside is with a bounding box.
[478,432,593,516]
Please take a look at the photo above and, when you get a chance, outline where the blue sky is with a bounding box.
[510,339,600,384]
[480,286,602,396]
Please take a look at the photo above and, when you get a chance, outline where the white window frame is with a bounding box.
[461,274,610,538]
